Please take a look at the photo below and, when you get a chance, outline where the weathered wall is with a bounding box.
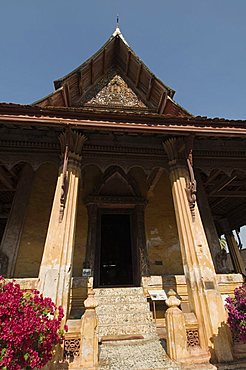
[145,171,183,275]
[14,163,57,277]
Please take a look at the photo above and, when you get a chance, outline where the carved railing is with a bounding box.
[64,287,98,369]
[165,290,210,364]
[186,329,200,348]
[64,335,81,364]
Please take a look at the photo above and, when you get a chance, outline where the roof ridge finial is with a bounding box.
[113,14,121,35]
[113,15,129,45]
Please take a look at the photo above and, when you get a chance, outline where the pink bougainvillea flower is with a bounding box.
[0,276,67,369]
[225,284,246,343]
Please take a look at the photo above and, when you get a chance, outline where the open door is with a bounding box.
[95,212,138,287]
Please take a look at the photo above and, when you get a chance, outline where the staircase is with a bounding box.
[94,287,182,370]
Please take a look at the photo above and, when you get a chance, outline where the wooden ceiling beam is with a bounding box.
[146,77,154,101]
[125,51,131,76]
[157,90,167,114]
[204,169,221,187]
[78,70,84,95]
[102,48,106,74]
[226,202,246,219]
[209,191,246,198]
[63,84,71,107]
[90,59,94,85]
[135,63,142,87]
[208,176,237,196]
[210,197,227,209]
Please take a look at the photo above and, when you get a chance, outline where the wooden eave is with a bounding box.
[0,103,245,137]
[34,27,190,116]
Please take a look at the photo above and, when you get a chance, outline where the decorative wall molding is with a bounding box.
[85,195,147,207]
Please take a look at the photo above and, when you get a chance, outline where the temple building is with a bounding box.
[0,26,246,369]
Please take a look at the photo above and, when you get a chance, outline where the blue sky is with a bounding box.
[0,1,246,119]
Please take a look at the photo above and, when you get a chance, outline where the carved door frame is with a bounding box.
[84,196,149,287]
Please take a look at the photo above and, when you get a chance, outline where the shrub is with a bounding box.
[225,284,246,343]
[0,276,67,369]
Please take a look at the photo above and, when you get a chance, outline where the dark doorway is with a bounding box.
[98,213,134,287]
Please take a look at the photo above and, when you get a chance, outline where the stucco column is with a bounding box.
[0,163,34,277]
[219,219,245,275]
[196,172,222,272]
[163,137,233,362]
[38,130,87,321]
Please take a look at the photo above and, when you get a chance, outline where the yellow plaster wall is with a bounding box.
[70,165,183,278]
[145,171,183,275]
[14,163,58,278]
[128,167,148,197]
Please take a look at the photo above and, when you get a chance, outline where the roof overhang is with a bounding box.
[0,103,245,137]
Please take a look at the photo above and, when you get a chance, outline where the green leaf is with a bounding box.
[0,348,6,361]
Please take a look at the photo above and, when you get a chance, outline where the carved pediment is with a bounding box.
[80,72,147,109]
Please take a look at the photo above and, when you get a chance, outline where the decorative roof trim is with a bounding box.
[32,86,64,105]
[52,28,175,98]
[112,25,129,46]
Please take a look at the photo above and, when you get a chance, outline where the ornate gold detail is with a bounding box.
[186,329,200,347]
[64,338,80,361]
[59,144,68,223]
[185,143,197,221]
[81,72,146,109]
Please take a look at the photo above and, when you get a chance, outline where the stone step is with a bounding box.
[96,287,180,369]
[94,286,144,296]
[95,293,147,304]
[96,301,150,314]
[99,338,182,370]
[97,311,153,326]
[98,323,157,337]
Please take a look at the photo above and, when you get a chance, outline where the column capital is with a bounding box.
[59,128,87,169]
[58,129,86,223]
[163,136,196,220]
[163,136,194,170]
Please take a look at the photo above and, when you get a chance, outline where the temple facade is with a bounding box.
[0,27,246,369]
